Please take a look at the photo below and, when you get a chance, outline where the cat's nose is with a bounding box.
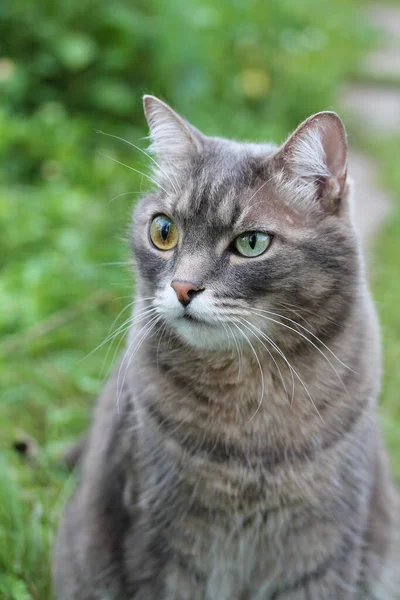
[171,280,204,307]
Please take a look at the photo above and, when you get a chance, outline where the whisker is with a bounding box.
[240,317,322,420]
[219,321,230,354]
[245,175,276,209]
[269,308,354,373]
[99,298,136,374]
[102,303,158,376]
[98,152,171,197]
[96,130,181,196]
[155,320,168,369]
[84,306,158,361]
[238,172,282,222]
[225,321,243,385]
[100,311,156,377]
[241,319,295,405]
[262,302,346,366]
[238,317,288,400]
[117,315,161,413]
[99,261,133,267]
[102,305,157,346]
[109,191,142,203]
[250,308,351,394]
[274,300,341,328]
[230,319,265,423]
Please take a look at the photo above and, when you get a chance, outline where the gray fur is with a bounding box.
[53,97,400,599]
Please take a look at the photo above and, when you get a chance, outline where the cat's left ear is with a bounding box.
[277,112,347,210]
[143,95,204,176]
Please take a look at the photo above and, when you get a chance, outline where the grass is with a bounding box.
[0,110,141,599]
[368,137,400,479]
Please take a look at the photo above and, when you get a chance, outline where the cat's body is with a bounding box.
[53,97,400,599]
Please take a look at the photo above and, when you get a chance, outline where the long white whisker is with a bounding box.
[103,305,159,376]
[106,305,158,341]
[253,307,354,373]
[241,318,322,420]
[274,300,342,328]
[96,130,181,196]
[156,320,168,369]
[98,152,171,197]
[99,298,136,374]
[109,191,142,203]
[84,306,158,360]
[239,172,283,221]
[100,261,133,267]
[220,320,232,354]
[250,309,349,398]
[241,319,295,405]
[231,320,264,423]
[100,311,156,378]
[226,321,243,384]
[238,317,288,399]
[117,315,161,413]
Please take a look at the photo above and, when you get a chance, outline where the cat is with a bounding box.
[52,95,400,600]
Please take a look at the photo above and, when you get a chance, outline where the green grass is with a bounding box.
[0,111,138,599]
[368,138,400,479]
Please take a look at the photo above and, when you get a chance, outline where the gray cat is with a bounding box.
[52,96,400,599]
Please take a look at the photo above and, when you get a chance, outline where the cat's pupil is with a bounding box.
[161,222,170,241]
[249,233,257,249]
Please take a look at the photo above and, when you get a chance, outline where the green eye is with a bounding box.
[150,215,179,250]
[234,232,272,257]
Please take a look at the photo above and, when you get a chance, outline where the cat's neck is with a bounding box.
[130,320,326,426]
[128,307,369,442]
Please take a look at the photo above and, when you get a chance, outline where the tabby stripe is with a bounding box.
[145,396,368,471]
[270,530,359,599]
[269,555,335,600]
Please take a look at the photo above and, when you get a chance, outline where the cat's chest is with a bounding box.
[162,508,290,600]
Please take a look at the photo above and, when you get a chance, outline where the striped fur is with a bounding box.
[53,97,400,599]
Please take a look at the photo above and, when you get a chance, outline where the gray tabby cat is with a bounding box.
[53,96,400,600]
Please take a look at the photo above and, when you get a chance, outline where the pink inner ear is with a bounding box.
[282,111,348,201]
[319,118,347,181]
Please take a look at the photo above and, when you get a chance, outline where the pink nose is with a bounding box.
[171,280,204,306]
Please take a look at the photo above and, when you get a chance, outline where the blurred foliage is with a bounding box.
[367,137,400,481]
[0,0,375,598]
[1,0,371,137]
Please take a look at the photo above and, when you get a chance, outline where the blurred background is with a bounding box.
[0,0,399,598]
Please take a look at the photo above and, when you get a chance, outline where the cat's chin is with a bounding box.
[171,317,233,351]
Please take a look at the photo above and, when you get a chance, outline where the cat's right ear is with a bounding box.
[143,96,203,175]
[274,111,348,212]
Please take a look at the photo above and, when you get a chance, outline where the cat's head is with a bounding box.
[131,96,358,351]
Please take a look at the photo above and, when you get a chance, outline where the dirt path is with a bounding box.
[341,3,400,245]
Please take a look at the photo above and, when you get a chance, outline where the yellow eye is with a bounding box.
[150,215,179,250]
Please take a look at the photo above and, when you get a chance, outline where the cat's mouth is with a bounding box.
[181,313,205,324]
[171,311,232,349]
[178,311,216,327]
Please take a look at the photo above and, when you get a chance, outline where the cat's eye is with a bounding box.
[234,232,272,257]
[150,215,179,250]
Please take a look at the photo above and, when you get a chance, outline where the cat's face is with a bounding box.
[131,97,358,351]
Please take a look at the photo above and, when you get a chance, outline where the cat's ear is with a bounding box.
[277,112,347,210]
[143,95,203,169]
